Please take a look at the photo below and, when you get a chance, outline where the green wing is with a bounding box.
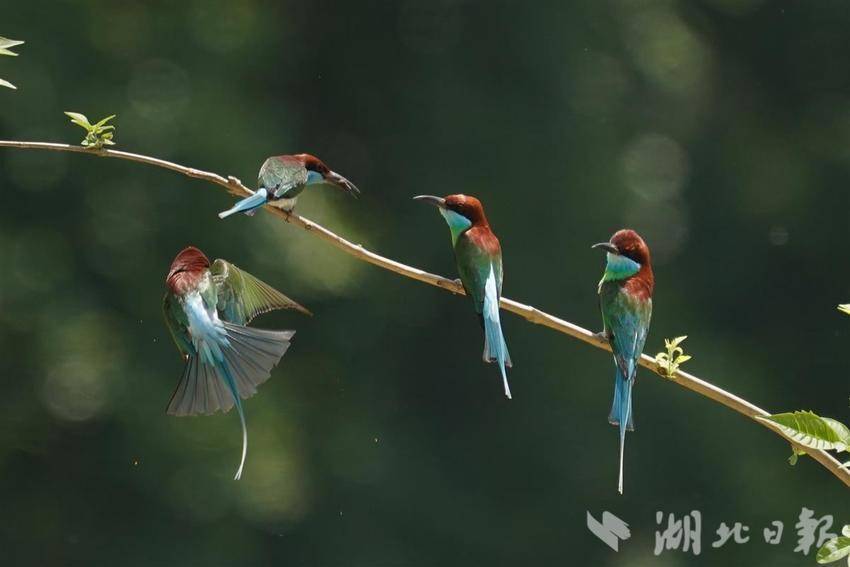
[455,232,502,315]
[259,156,308,200]
[162,293,194,357]
[599,283,652,379]
[455,242,485,313]
[211,259,311,325]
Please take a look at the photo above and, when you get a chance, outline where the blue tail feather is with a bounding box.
[214,323,292,480]
[482,265,512,399]
[608,365,635,431]
[217,360,248,481]
[483,313,511,399]
[609,364,634,494]
[218,188,269,219]
[170,300,292,480]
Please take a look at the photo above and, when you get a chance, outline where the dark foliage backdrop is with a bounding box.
[1,1,849,565]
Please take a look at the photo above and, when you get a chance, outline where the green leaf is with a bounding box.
[817,536,850,563]
[0,37,22,90]
[0,36,23,57]
[93,114,116,128]
[64,112,118,149]
[789,445,806,466]
[655,335,693,378]
[0,37,24,50]
[64,111,92,130]
[756,411,850,451]
[843,525,850,538]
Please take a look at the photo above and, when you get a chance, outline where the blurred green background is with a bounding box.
[1,0,849,565]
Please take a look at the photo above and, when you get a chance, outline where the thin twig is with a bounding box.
[1,139,847,488]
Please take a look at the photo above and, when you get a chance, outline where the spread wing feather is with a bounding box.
[211,259,311,324]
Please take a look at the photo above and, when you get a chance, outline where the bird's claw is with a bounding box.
[593,330,611,343]
[444,278,463,294]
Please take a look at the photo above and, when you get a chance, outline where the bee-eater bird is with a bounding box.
[593,229,654,494]
[219,154,359,218]
[162,246,310,479]
[414,194,513,398]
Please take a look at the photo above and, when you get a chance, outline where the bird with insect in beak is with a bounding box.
[219,153,360,219]
[414,194,513,398]
[592,230,654,494]
[162,246,311,479]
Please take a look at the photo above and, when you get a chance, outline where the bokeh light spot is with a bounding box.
[621,132,689,202]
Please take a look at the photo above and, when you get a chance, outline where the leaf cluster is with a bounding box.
[0,36,24,90]
[655,335,692,378]
[64,112,117,149]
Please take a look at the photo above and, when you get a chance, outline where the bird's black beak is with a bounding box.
[412,195,446,209]
[592,242,619,254]
[326,171,360,198]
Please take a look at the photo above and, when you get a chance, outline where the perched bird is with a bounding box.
[593,229,654,494]
[219,154,359,218]
[414,194,513,398]
[162,246,310,479]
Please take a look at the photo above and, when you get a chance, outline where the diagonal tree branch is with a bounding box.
[1,138,847,488]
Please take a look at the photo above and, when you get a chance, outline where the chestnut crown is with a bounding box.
[444,194,489,226]
[293,153,331,175]
[166,246,210,294]
[609,229,651,266]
